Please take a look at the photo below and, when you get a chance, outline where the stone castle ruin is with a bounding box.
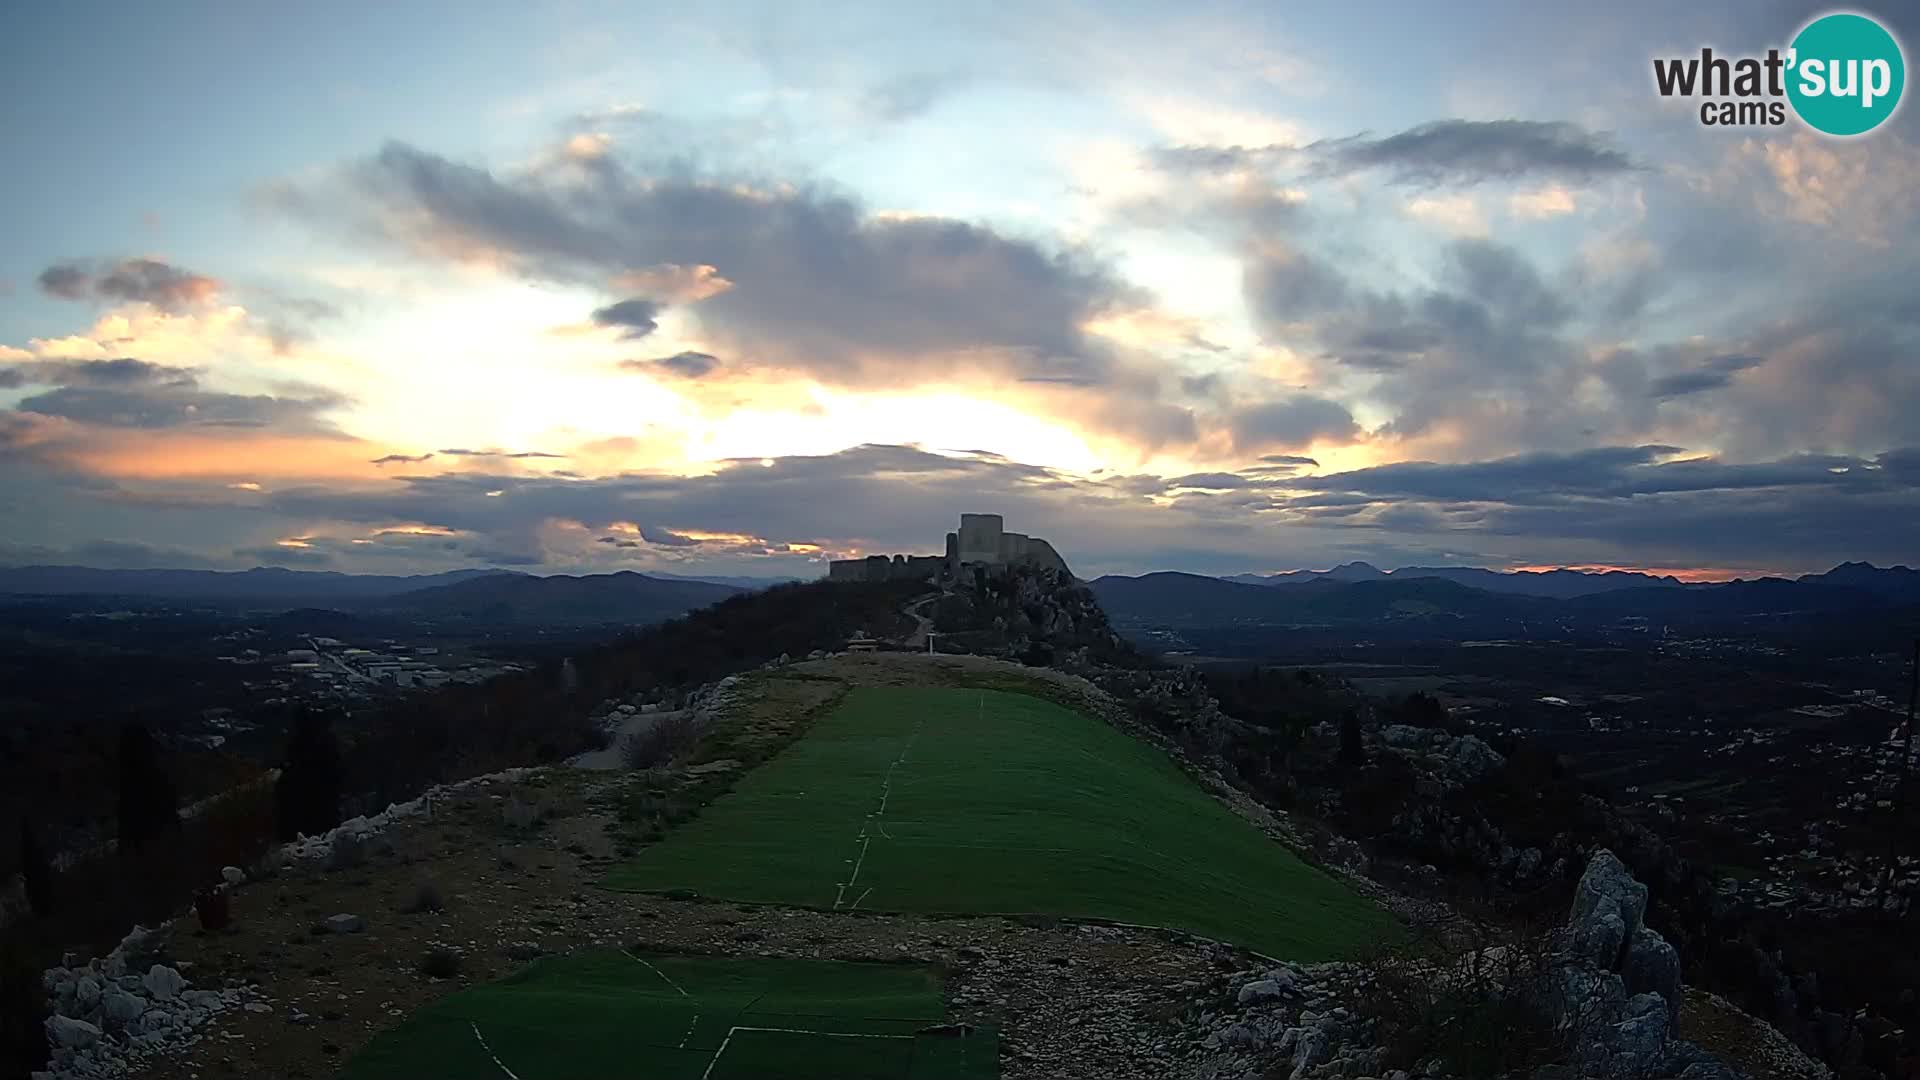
[827,513,1071,583]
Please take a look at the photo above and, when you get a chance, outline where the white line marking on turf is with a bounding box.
[832,717,924,909]
[629,953,693,998]
[850,886,873,910]
[469,1022,522,1079]
[678,1013,701,1049]
[702,1024,916,1078]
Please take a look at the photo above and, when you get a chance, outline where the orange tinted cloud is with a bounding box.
[48,425,380,481]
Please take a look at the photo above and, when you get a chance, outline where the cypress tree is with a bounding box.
[116,724,180,855]
[274,709,343,841]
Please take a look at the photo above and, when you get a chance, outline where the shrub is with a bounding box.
[18,817,52,918]
[275,709,344,842]
[325,831,366,872]
[622,711,703,770]
[418,948,462,979]
[1356,922,1588,1077]
[116,723,180,855]
[400,880,446,915]
[0,946,49,1077]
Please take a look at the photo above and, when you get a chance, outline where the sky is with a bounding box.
[2,0,1917,580]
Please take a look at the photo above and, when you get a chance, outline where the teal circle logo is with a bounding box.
[1787,12,1906,136]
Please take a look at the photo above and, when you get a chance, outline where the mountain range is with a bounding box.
[1093,562,1920,629]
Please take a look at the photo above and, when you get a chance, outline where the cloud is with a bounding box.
[640,525,700,547]
[0,358,198,388]
[16,384,348,431]
[271,141,1135,389]
[36,264,91,300]
[1313,120,1636,187]
[1648,355,1767,400]
[611,263,734,303]
[371,452,436,466]
[436,448,566,459]
[1228,395,1359,452]
[620,351,719,379]
[36,258,221,311]
[590,297,662,340]
[1152,120,1635,190]
[858,71,969,125]
[232,543,335,567]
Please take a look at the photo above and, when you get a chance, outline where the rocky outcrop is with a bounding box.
[1183,851,1742,1080]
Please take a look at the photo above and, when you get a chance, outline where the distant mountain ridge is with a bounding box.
[1096,561,1920,629]
[377,570,740,624]
[1222,561,1695,598]
[0,565,516,600]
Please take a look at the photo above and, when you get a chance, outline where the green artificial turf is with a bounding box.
[605,686,1398,960]
[341,950,998,1080]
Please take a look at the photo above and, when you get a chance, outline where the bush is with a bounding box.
[116,723,180,855]
[275,709,343,842]
[18,817,52,918]
[400,880,446,915]
[0,946,49,1077]
[622,711,703,770]
[1357,922,1586,1077]
[418,948,462,979]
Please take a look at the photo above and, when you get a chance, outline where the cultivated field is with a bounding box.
[606,686,1395,960]
[341,949,998,1080]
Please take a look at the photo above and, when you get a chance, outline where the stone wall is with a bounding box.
[826,512,1072,582]
[826,554,944,583]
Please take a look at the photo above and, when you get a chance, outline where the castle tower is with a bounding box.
[957,513,1005,565]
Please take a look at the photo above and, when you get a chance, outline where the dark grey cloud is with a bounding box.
[35,258,221,311]
[371,452,435,466]
[16,384,348,431]
[271,141,1134,389]
[1153,120,1635,190]
[1314,120,1637,187]
[596,535,642,548]
[1648,354,1767,399]
[36,264,91,300]
[1291,445,1915,504]
[619,351,719,379]
[1228,394,1359,452]
[590,298,662,340]
[640,525,700,547]
[436,448,565,459]
[0,358,198,389]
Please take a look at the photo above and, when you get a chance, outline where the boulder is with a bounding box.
[1289,1026,1332,1079]
[1586,993,1670,1079]
[322,913,366,934]
[221,865,247,886]
[74,973,103,1013]
[1622,926,1681,1012]
[101,989,147,1026]
[1570,909,1628,969]
[143,964,185,1001]
[1446,735,1506,780]
[1571,850,1648,940]
[45,1015,102,1050]
[105,922,172,978]
[1238,978,1289,1005]
[1380,725,1432,748]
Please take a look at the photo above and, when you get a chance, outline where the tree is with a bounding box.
[275,709,343,841]
[116,724,179,855]
[17,817,52,918]
[1339,708,1365,767]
